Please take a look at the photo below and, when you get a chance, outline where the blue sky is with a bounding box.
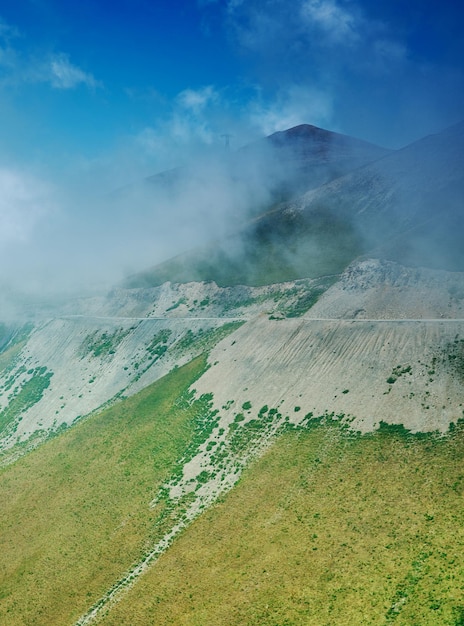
[1,0,463,173]
[0,0,463,295]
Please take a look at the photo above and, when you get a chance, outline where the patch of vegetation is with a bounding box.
[97,419,464,626]
[166,298,187,312]
[81,327,132,359]
[221,291,284,313]
[387,364,413,385]
[0,367,53,436]
[158,390,221,493]
[145,329,172,359]
[0,323,34,377]
[174,329,196,352]
[172,322,244,357]
[282,276,338,317]
[226,412,276,454]
[444,336,464,381]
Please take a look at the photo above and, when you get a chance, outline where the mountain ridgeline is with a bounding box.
[126,121,464,288]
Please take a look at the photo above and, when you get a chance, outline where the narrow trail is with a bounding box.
[60,314,245,322]
[61,314,464,323]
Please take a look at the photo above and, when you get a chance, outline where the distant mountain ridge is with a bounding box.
[144,123,391,197]
[239,123,392,196]
[127,120,463,288]
[291,119,464,270]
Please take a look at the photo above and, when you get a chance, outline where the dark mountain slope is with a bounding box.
[237,123,392,199]
[144,123,391,201]
[128,120,463,287]
[293,120,464,270]
[126,124,390,287]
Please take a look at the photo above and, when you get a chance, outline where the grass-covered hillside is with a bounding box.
[93,420,464,626]
[3,377,462,625]
[0,356,210,626]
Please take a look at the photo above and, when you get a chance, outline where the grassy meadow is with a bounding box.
[0,355,207,626]
[97,421,464,626]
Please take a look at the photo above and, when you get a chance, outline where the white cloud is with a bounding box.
[0,17,100,91]
[177,85,219,113]
[134,115,216,171]
[0,168,55,244]
[131,85,228,171]
[49,54,100,90]
[221,0,408,70]
[301,0,359,44]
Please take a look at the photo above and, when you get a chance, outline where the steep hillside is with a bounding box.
[0,317,236,455]
[1,258,464,624]
[59,262,464,623]
[195,316,464,434]
[0,357,212,626]
[1,300,463,624]
[11,256,462,458]
[292,120,464,270]
[193,259,464,435]
[0,277,331,458]
[93,422,464,626]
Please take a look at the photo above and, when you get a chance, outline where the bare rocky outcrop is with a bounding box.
[306,258,464,319]
[193,259,464,436]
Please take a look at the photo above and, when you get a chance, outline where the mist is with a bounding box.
[0,0,462,316]
[0,133,307,306]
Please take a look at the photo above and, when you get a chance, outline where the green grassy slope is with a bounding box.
[0,356,208,626]
[98,421,464,626]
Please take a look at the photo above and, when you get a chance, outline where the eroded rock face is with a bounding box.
[2,257,464,456]
[191,258,464,440]
[195,315,464,435]
[306,259,464,320]
[0,276,327,454]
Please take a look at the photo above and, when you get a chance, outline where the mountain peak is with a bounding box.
[267,123,389,153]
[269,123,335,142]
